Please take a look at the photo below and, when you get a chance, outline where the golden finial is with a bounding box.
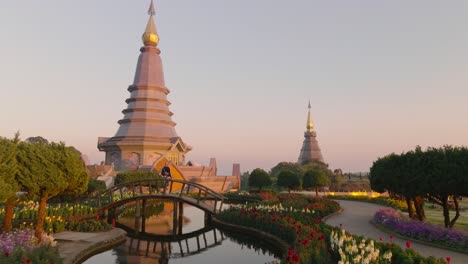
[142,0,159,46]
[306,101,314,132]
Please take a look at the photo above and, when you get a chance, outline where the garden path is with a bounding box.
[325,200,468,264]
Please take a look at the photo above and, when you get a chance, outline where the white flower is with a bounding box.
[40,233,57,247]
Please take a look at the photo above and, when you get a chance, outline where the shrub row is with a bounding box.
[327,195,409,211]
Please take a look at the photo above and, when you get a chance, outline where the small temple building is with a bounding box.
[298,102,324,164]
[96,1,239,192]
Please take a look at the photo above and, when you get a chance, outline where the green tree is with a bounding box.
[17,141,88,240]
[423,146,468,228]
[87,179,107,196]
[301,161,340,191]
[370,146,468,227]
[270,162,302,178]
[248,168,272,191]
[303,169,329,196]
[25,136,49,145]
[277,170,300,193]
[0,134,20,231]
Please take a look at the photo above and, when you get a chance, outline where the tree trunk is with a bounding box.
[405,197,414,219]
[3,205,15,232]
[35,195,48,241]
[315,187,318,197]
[449,196,460,228]
[413,196,425,221]
[441,195,450,228]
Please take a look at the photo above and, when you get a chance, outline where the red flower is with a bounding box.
[292,253,299,263]
[303,239,309,245]
[379,237,383,241]
[446,257,451,263]
[390,234,394,240]
[406,240,411,249]
[96,215,100,221]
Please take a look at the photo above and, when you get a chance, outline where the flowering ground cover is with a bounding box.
[217,193,339,263]
[0,229,62,263]
[217,192,453,264]
[374,208,468,252]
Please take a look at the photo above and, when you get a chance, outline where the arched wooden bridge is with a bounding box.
[96,178,226,215]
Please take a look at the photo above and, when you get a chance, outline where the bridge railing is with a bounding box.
[96,178,225,214]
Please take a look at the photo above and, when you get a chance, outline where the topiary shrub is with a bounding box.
[277,170,300,193]
[114,171,161,186]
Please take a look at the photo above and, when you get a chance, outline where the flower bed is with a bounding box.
[0,201,97,223]
[217,194,340,263]
[330,226,448,264]
[223,192,264,204]
[0,201,104,233]
[374,208,468,252]
[0,230,62,263]
[327,195,409,211]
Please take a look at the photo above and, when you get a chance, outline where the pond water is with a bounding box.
[83,201,281,264]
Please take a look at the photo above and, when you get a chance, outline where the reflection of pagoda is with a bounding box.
[298,102,324,164]
[98,0,191,170]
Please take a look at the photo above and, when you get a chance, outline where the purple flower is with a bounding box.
[374,208,468,250]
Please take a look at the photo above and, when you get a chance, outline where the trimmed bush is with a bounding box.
[248,168,272,191]
[114,171,161,186]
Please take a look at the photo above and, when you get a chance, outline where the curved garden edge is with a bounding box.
[369,220,468,255]
[321,208,343,222]
[212,217,289,257]
[55,228,127,264]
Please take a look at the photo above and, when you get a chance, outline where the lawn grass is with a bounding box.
[424,199,468,232]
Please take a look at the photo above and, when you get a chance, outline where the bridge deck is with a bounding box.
[97,178,226,214]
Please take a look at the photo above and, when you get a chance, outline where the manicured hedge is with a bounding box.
[114,171,161,186]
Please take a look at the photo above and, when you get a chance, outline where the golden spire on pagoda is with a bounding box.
[306,101,314,132]
[142,0,159,46]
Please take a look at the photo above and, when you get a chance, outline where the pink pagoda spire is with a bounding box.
[98,0,191,169]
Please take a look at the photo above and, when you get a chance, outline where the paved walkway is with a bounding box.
[325,200,468,264]
[55,228,126,264]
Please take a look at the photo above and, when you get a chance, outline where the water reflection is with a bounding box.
[83,201,280,264]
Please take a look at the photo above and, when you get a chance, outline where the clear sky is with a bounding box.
[1,1,467,175]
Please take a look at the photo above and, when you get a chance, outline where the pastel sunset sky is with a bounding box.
[1,1,467,174]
